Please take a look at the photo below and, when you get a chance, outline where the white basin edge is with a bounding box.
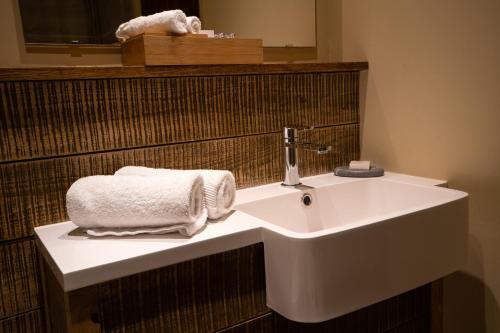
[235,177,466,240]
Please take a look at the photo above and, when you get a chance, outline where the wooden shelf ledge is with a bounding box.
[0,62,368,81]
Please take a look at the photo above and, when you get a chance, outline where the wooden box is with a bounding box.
[121,34,263,66]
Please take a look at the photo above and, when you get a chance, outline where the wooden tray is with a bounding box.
[121,33,263,66]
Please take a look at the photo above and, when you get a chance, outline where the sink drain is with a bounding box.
[301,193,313,206]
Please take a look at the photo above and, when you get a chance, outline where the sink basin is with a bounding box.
[238,178,464,234]
[236,177,468,322]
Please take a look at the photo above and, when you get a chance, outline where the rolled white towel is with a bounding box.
[66,174,207,236]
[115,9,188,43]
[115,167,236,219]
[186,16,202,34]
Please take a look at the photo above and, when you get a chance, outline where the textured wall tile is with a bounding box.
[0,239,41,319]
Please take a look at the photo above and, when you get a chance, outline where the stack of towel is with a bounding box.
[66,167,236,237]
[115,9,202,42]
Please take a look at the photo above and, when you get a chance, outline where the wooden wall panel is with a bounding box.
[40,258,100,333]
[97,243,268,333]
[218,313,274,333]
[0,65,365,332]
[0,124,359,240]
[0,309,44,333]
[385,316,430,333]
[0,72,359,162]
[220,284,431,333]
[0,239,41,319]
[0,63,368,82]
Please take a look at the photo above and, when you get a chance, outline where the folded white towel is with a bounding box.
[85,216,206,237]
[66,175,207,236]
[115,167,236,219]
[115,9,188,43]
[186,16,202,34]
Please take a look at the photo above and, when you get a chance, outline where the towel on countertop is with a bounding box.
[115,9,188,42]
[186,16,202,34]
[115,166,236,219]
[66,174,207,236]
[85,217,206,237]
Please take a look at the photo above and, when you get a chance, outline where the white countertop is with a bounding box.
[35,172,446,291]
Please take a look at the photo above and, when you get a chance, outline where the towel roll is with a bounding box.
[66,174,207,234]
[115,9,188,42]
[186,16,202,34]
[115,167,236,219]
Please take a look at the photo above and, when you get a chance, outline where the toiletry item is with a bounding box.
[66,174,207,235]
[349,160,371,170]
[186,16,202,34]
[334,166,384,178]
[115,166,236,219]
[115,9,188,43]
[200,29,215,37]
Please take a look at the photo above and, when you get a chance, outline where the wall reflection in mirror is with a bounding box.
[18,0,315,47]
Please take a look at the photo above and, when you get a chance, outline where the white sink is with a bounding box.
[236,177,468,322]
[35,173,468,323]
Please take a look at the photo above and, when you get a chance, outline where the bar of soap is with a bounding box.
[349,160,371,170]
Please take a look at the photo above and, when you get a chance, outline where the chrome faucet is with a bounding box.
[282,126,331,186]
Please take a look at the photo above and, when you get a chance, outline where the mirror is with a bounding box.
[18,0,315,47]
[18,0,199,44]
[199,0,316,47]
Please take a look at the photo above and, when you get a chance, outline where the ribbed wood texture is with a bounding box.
[0,125,359,241]
[98,243,267,333]
[0,63,368,82]
[219,284,431,333]
[0,72,359,162]
[0,310,44,333]
[0,65,366,330]
[0,239,41,319]
[96,245,431,333]
[218,313,274,333]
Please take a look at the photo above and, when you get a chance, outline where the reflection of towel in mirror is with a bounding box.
[186,16,202,34]
[115,166,236,220]
[66,174,207,236]
[115,9,188,42]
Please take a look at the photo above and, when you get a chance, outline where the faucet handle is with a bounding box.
[283,125,314,141]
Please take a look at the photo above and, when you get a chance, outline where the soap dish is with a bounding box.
[334,166,385,178]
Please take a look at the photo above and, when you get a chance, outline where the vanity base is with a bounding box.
[39,243,442,333]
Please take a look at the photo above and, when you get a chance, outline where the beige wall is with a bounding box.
[200,0,316,47]
[315,0,342,62]
[0,0,22,66]
[342,0,500,332]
